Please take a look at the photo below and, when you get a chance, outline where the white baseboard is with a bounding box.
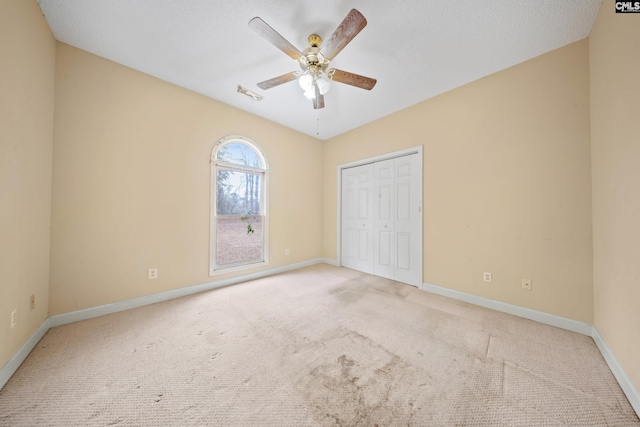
[421,281,639,418]
[1,258,323,389]
[321,258,339,266]
[0,318,50,389]
[592,326,640,416]
[49,258,324,328]
[421,282,593,335]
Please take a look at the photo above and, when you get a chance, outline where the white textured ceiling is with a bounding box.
[37,0,602,140]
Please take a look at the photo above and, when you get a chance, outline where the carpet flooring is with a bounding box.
[0,263,638,426]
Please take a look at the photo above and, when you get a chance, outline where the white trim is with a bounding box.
[0,318,50,390]
[322,258,339,266]
[211,135,270,170]
[422,282,593,335]
[209,257,268,276]
[339,145,423,170]
[592,326,640,416]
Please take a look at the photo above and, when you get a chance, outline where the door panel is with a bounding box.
[373,159,395,279]
[343,229,355,260]
[358,229,370,261]
[341,169,357,270]
[356,166,373,273]
[378,230,392,267]
[396,182,411,221]
[358,188,371,220]
[393,154,422,286]
[341,164,374,274]
[397,232,411,271]
[379,185,391,220]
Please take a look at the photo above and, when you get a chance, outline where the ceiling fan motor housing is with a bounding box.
[300,35,328,73]
[301,47,328,73]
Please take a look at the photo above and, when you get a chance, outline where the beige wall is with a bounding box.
[49,43,323,315]
[590,6,640,391]
[323,39,593,323]
[0,1,55,368]
[5,0,636,401]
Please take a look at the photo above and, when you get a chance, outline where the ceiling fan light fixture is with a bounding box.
[249,9,375,109]
[299,73,313,91]
[316,73,331,95]
[303,87,316,99]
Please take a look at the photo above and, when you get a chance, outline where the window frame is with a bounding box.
[210,135,269,275]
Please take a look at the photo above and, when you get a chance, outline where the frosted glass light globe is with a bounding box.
[298,73,313,91]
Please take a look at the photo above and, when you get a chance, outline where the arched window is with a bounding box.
[210,136,269,274]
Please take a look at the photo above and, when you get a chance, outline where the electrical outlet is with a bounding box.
[10,309,17,328]
[522,279,532,291]
[483,272,492,282]
[148,268,158,280]
[30,294,35,311]
[285,248,290,255]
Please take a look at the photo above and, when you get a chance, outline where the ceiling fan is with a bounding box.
[248,9,377,109]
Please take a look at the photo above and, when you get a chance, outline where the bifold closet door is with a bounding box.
[341,163,374,274]
[373,158,395,280]
[342,153,422,287]
[390,154,422,287]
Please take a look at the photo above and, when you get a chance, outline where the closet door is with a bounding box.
[393,154,422,287]
[341,153,422,287]
[341,164,374,274]
[373,158,395,280]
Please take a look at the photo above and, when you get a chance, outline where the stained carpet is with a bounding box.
[0,263,638,426]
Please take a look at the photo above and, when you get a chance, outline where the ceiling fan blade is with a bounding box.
[328,69,377,90]
[257,72,299,90]
[322,9,367,61]
[248,17,303,61]
[313,85,325,109]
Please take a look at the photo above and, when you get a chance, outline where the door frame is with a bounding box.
[337,145,423,279]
